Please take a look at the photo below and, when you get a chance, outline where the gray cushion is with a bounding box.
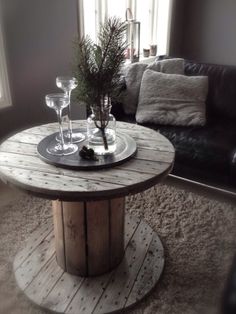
[136,70,208,126]
[147,58,185,74]
[122,58,184,115]
[121,63,148,114]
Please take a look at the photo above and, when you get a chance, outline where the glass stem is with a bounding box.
[66,90,73,143]
[57,109,65,149]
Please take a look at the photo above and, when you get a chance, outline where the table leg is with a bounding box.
[52,197,125,277]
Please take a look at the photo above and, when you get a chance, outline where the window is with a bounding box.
[0,20,11,109]
[79,0,173,56]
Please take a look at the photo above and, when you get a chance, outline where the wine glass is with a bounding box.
[56,76,85,143]
[45,93,78,156]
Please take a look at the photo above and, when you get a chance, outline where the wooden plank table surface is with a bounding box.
[0,120,175,314]
[0,120,175,201]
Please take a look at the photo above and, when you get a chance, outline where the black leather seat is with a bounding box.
[222,254,236,314]
[144,120,236,185]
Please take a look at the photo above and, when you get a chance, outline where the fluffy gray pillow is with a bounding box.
[121,62,148,115]
[136,70,208,126]
[147,58,185,74]
[121,58,184,115]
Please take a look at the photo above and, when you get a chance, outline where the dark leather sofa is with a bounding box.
[113,58,236,192]
[222,254,236,314]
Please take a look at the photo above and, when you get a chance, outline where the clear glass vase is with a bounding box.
[87,97,116,155]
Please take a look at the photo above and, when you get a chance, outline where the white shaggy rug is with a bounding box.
[0,183,235,314]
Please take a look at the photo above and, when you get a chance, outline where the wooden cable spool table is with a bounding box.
[0,121,175,314]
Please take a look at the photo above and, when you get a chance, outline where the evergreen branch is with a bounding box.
[74,16,127,107]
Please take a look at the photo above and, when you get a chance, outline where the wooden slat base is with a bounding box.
[14,214,164,314]
[52,198,125,277]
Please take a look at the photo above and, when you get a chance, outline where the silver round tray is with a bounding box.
[37,130,137,170]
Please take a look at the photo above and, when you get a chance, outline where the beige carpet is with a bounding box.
[0,183,235,314]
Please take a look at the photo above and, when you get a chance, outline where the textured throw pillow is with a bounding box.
[147,58,185,74]
[121,62,148,115]
[136,70,208,126]
[121,58,184,115]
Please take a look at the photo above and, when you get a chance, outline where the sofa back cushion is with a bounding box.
[185,60,236,122]
[121,58,185,115]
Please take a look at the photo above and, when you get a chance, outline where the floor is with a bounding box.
[0,181,24,207]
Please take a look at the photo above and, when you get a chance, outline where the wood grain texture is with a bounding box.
[24,256,64,305]
[14,231,55,290]
[109,198,125,268]
[62,201,87,276]
[41,271,84,313]
[14,213,165,314]
[13,220,52,271]
[52,201,66,270]
[0,121,174,201]
[94,220,154,313]
[52,198,125,277]
[86,200,110,275]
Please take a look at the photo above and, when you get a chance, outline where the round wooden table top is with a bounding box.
[0,121,175,201]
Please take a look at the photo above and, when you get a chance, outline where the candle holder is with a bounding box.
[143,48,150,58]
[125,8,140,63]
[150,44,157,56]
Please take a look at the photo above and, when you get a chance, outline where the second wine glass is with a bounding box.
[45,93,78,156]
[56,76,85,143]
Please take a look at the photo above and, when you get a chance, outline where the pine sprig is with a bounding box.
[74,17,127,107]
